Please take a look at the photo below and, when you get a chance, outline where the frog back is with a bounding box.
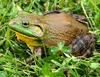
[42,12,88,46]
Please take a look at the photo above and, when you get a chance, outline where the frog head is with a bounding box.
[9,11,44,38]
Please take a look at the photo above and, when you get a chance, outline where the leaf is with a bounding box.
[57,41,65,51]
[50,46,58,55]
[94,12,100,26]
[0,39,5,46]
[0,71,7,77]
[90,62,99,69]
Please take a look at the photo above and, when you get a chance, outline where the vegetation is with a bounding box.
[0,0,100,77]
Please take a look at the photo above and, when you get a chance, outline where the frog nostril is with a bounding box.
[9,21,16,25]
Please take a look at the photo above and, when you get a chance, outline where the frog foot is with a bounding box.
[28,45,42,57]
[26,47,42,65]
[33,47,42,57]
[71,33,96,58]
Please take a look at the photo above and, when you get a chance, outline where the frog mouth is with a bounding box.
[9,24,44,38]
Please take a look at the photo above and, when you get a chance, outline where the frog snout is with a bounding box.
[9,20,16,25]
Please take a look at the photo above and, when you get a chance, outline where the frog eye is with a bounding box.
[22,20,29,27]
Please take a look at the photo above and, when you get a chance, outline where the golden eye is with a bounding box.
[22,20,29,27]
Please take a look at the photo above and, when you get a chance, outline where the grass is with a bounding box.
[0,0,100,77]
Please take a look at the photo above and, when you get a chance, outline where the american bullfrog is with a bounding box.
[9,11,95,57]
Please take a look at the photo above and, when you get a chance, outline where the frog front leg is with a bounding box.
[26,45,42,65]
[27,45,42,57]
[71,33,96,58]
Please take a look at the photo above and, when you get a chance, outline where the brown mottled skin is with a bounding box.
[42,12,88,46]
[9,11,95,57]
